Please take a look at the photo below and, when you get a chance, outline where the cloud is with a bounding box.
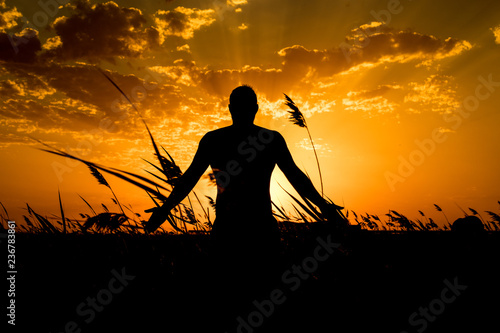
[341,76,460,116]
[149,60,197,86]
[0,63,56,98]
[341,85,402,116]
[491,24,500,44]
[278,23,472,79]
[149,60,287,101]
[342,95,398,116]
[227,0,248,7]
[161,24,471,103]
[347,85,400,100]
[296,138,332,156]
[154,7,215,40]
[0,17,474,150]
[148,24,471,105]
[0,28,41,63]
[0,61,194,142]
[0,0,23,32]
[212,0,248,20]
[44,0,160,62]
[0,79,23,97]
[176,44,191,53]
[2,1,219,64]
[404,75,459,114]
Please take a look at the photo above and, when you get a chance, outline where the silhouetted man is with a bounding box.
[144,85,344,329]
[145,85,340,237]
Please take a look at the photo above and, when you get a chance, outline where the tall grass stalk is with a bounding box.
[469,207,488,229]
[0,201,9,230]
[485,211,500,231]
[434,204,451,228]
[58,189,66,234]
[284,94,323,197]
[87,164,125,215]
[26,204,59,233]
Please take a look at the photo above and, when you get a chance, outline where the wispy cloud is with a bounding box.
[342,95,398,117]
[404,75,460,114]
[296,138,333,157]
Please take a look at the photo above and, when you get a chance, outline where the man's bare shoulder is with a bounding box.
[201,126,231,142]
[254,125,277,134]
[206,126,232,135]
[201,125,285,145]
[254,126,285,143]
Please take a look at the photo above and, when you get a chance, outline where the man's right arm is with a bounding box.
[274,132,329,211]
[275,132,347,226]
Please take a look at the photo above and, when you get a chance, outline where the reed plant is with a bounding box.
[284,94,323,197]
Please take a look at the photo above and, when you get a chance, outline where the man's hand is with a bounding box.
[144,206,169,233]
[320,202,349,228]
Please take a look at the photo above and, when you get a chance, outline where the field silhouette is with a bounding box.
[4,129,500,332]
[7,225,500,332]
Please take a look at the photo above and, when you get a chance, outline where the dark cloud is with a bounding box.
[158,24,470,103]
[0,18,473,146]
[0,79,22,96]
[154,7,215,40]
[0,29,41,63]
[44,0,160,62]
[158,10,186,34]
[278,24,471,79]
[0,61,190,141]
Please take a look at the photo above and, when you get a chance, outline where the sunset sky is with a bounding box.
[1,0,499,229]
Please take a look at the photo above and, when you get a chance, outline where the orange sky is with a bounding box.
[1,0,499,229]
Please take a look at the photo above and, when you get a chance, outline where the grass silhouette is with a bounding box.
[284,93,324,197]
[3,71,499,235]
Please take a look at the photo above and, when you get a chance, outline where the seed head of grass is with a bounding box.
[88,164,110,187]
[284,93,306,128]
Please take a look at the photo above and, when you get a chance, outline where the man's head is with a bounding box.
[229,85,258,125]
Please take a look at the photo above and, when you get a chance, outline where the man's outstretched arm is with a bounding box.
[145,135,210,232]
[275,132,346,227]
[275,133,329,210]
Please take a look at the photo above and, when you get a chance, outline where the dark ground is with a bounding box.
[9,227,500,333]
